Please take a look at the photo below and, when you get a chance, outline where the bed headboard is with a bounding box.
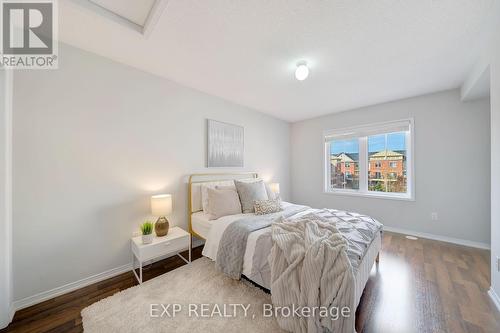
[188,172,258,239]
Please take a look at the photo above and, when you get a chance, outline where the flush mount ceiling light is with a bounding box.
[295,61,309,81]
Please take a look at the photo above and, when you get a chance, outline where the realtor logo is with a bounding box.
[1,0,58,69]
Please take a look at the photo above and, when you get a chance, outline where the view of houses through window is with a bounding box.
[328,130,408,195]
[330,139,359,190]
[367,132,407,193]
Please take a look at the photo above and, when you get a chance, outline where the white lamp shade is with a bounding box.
[269,183,280,194]
[151,194,172,216]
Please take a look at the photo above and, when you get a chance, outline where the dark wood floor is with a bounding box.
[2,232,499,333]
[356,232,500,333]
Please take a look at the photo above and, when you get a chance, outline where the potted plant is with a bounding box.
[140,221,154,244]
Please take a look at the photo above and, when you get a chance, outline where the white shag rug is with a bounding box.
[81,258,285,332]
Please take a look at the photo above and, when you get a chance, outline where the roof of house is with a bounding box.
[331,152,358,162]
[369,150,404,159]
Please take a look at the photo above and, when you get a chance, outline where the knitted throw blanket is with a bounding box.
[269,213,355,333]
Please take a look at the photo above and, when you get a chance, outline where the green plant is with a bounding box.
[140,221,154,235]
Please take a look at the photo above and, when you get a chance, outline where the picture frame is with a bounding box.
[207,119,244,167]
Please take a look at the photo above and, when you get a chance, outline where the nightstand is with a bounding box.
[131,226,191,284]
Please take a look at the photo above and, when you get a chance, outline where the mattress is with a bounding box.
[191,212,213,239]
[192,210,254,239]
[354,232,381,307]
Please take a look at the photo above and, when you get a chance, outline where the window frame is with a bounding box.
[323,119,415,201]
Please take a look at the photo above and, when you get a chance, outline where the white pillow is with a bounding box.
[201,182,235,213]
[215,185,235,191]
[206,188,242,220]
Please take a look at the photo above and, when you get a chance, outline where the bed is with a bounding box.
[187,173,382,309]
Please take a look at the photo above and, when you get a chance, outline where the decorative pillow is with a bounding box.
[234,180,269,213]
[254,199,282,215]
[206,188,242,220]
[201,182,235,213]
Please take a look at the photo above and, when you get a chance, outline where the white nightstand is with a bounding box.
[131,227,191,284]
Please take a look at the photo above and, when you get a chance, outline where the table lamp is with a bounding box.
[151,194,172,237]
[269,183,280,199]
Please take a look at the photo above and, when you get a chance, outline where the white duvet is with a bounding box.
[202,201,320,287]
[202,202,383,292]
[202,202,298,278]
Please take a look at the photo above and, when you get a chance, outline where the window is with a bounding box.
[324,119,414,200]
[328,138,359,190]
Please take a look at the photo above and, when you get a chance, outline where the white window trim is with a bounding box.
[323,118,415,201]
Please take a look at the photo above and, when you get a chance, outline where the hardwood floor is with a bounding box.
[2,232,499,333]
[356,232,500,333]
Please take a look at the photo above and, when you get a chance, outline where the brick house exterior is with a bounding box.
[330,150,406,192]
[368,150,406,192]
[368,150,405,180]
[330,152,359,188]
[331,153,357,178]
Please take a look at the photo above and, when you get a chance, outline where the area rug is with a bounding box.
[81,258,284,332]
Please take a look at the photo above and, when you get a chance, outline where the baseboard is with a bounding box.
[0,304,15,330]
[13,262,133,311]
[0,318,9,330]
[12,240,205,312]
[9,304,15,322]
[0,304,15,329]
[488,288,500,313]
[383,226,490,250]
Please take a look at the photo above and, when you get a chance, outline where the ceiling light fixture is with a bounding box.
[295,61,309,81]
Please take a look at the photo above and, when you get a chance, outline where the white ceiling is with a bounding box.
[61,1,494,122]
[89,0,156,26]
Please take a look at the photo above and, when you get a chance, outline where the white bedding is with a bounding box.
[202,202,296,262]
[200,201,382,304]
[192,211,259,241]
[203,216,274,280]
[191,212,213,239]
[202,212,253,258]
[207,214,382,306]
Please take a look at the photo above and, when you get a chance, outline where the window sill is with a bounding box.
[323,190,415,201]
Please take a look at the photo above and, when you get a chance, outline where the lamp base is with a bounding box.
[154,216,169,237]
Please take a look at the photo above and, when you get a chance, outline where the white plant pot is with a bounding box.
[142,234,153,244]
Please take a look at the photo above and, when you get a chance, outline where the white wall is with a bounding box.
[0,70,13,328]
[489,5,500,304]
[462,1,500,305]
[12,44,291,302]
[291,90,490,246]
